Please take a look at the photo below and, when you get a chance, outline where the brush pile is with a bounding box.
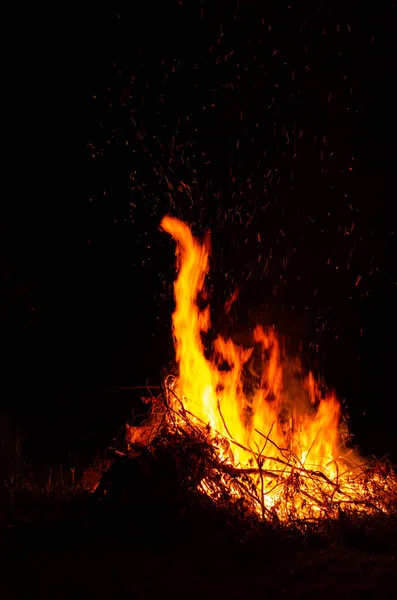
[99,380,397,529]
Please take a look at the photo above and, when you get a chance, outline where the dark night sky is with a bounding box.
[1,1,396,463]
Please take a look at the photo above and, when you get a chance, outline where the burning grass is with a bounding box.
[9,215,394,532]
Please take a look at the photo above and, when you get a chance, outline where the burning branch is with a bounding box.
[120,383,397,526]
[105,217,397,528]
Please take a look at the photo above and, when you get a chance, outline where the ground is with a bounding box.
[1,513,396,599]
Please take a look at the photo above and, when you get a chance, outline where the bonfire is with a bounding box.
[119,216,397,526]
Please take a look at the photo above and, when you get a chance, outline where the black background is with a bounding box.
[1,1,396,464]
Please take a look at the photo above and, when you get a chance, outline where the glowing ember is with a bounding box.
[156,216,396,522]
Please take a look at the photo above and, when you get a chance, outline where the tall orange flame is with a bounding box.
[160,216,358,517]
